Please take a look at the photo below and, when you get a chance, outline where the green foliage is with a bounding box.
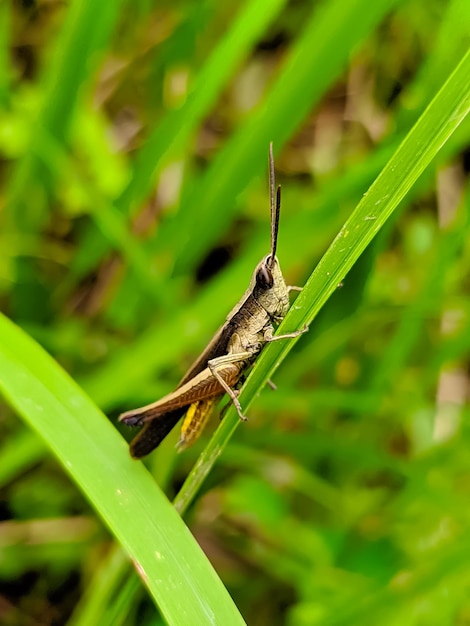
[1,0,470,624]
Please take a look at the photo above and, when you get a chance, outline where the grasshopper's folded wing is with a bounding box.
[128,407,186,459]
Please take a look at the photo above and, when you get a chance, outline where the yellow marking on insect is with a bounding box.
[178,396,220,450]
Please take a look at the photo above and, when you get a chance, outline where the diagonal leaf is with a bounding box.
[173,46,470,514]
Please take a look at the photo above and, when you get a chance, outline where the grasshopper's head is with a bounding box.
[252,253,290,319]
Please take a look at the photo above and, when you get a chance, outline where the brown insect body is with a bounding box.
[119,144,305,458]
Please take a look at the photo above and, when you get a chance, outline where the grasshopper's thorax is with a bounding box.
[252,254,290,321]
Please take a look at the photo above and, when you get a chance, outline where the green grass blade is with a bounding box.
[67,545,133,626]
[0,2,10,107]
[8,0,124,230]
[173,46,470,514]
[119,0,289,215]
[0,314,246,626]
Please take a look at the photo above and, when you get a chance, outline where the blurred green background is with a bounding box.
[1,0,470,624]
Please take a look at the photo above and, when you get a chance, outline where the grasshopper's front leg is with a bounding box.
[264,324,309,342]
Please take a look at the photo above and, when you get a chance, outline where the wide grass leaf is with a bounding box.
[0,314,245,626]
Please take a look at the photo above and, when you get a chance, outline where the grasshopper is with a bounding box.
[119,144,306,458]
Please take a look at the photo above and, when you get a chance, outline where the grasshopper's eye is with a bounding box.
[256,265,274,289]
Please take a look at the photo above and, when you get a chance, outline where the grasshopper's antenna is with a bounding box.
[269,142,281,269]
